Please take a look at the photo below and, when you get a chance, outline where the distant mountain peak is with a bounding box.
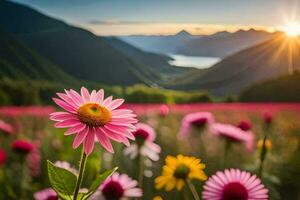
[175,30,192,36]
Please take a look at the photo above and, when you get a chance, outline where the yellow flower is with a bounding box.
[155,154,207,191]
[153,196,163,200]
[257,139,272,150]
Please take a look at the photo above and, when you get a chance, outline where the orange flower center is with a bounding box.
[77,103,111,127]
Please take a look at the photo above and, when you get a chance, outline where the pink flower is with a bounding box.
[202,168,268,200]
[179,112,214,137]
[28,141,41,177]
[159,104,169,117]
[263,112,272,124]
[34,188,58,200]
[211,123,254,151]
[0,148,6,166]
[50,87,138,155]
[0,119,13,135]
[11,139,34,154]
[237,121,252,131]
[124,123,161,161]
[96,172,142,199]
[54,161,78,175]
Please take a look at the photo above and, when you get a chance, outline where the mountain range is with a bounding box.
[0,0,188,87]
[176,29,275,58]
[171,33,300,95]
[119,29,274,58]
[119,30,201,54]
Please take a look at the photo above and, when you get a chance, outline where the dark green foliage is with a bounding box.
[239,72,300,102]
[0,27,77,84]
[0,79,213,105]
[0,89,10,105]
[124,84,212,103]
[0,78,59,105]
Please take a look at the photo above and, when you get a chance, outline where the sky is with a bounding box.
[12,0,300,36]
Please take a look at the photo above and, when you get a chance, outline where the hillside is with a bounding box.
[240,72,300,102]
[0,28,75,84]
[176,29,274,58]
[107,37,191,79]
[173,33,300,95]
[119,30,201,54]
[0,0,164,86]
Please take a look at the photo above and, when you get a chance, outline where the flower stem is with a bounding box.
[223,140,231,168]
[73,150,87,200]
[20,157,27,200]
[186,180,200,200]
[258,136,268,177]
[138,154,144,188]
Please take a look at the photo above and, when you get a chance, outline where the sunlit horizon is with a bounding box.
[80,23,278,36]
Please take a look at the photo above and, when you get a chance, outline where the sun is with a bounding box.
[282,22,300,37]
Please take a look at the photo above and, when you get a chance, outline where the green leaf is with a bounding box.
[81,167,118,200]
[47,160,77,200]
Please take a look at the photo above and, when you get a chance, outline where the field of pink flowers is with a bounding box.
[0,94,300,200]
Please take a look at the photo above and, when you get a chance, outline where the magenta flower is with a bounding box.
[0,148,6,166]
[159,104,169,117]
[202,168,268,200]
[263,112,272,125]
[237,121,252,131]
[0,119,13,135]
[211,123,254,151]
[179,112,214,137]
[11,139,34,154]
[50,87,138,155]
[34,188,58,200]
[94,172,142,200]
[124,123,161,161]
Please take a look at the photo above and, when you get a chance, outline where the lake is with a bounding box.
[168,54,221,69]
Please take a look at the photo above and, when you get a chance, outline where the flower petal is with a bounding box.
[106,99,124,110]
[81,87,90,103]
[83,128,95,155]
[95,129,114,153]
[52,98,76,113]
[72,127,89,148]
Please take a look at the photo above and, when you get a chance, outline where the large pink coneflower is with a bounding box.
[210,123,254,151]
[50,87,138,155]
[92,172,142,200]
[34,188,58,200]
[202,168,268,200]
[179,112,214,137]
[0,119,13,135]
[11,139,34,154]
[124,123,161,161]
[0,148,6,166]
